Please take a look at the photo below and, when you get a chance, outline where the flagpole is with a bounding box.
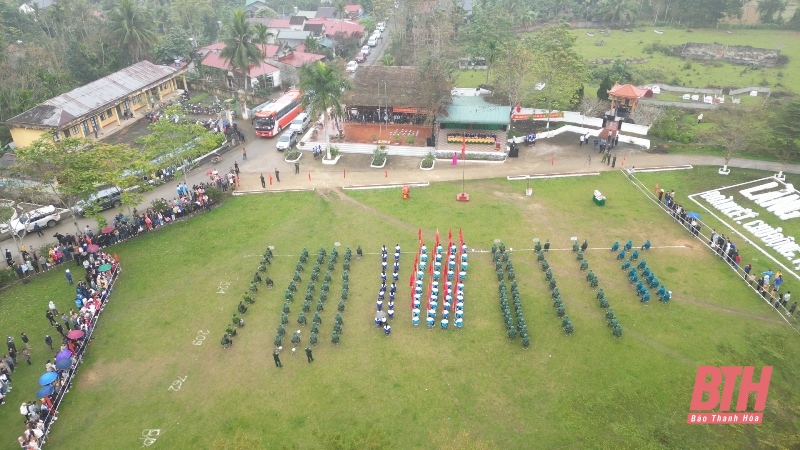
[457,136,469,201]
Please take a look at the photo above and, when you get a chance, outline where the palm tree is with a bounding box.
[598,0,637,25]
[380,53,395,66]
[304,36,323,54]
[253,23,274,46]
[299,61,350,159]
[108,0,158,63]
[220,10,264,90]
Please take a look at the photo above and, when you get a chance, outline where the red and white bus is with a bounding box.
[253,90,304,138]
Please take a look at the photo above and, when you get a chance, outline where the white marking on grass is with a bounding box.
[168,375,187,391]
[628,165,693,173]
[192,330,209,346]
[141,429,161,447]
[216,281,230,294]
[626,170,799,332]
[343,182,429,190]
[507,172,600,180]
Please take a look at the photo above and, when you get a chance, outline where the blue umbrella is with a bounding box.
[55,350,72,361]
[38,372,58,386]
[687,212,701,219]
[55,359,72,370]
[36,385,54,399]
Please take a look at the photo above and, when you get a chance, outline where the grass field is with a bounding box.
[457,27,800,95]
[2,171,800,449]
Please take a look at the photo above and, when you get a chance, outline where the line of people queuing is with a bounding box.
[5,252,119,449]
[652,183,797,318]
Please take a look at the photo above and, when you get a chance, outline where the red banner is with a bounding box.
[511,111,565,121]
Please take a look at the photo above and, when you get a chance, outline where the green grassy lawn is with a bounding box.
[459,28,800,95]
[1,172,799,449]
[571,27,800,93]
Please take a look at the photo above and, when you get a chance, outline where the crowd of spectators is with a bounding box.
[4,251,119,449]
[650,181,797,320]
[3,181,221,285]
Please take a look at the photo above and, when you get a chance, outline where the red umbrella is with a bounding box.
[87,244,100,253]
[101,226,115,234]
[206,169,213,175]
[66,330,84,340]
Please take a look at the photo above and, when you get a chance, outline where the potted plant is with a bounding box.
[284,148,302,163]
[392,133,401,145]
[405,135,416,145]
[420,152,435,170]
[371,147,388,168]
[322,145,341,165]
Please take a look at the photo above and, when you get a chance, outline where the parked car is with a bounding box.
[276,130,298,151]
[355,52,367,63]
[73,186,123,216]
[0,205,62,235]
[376,22,385,32]
[346,60,359,72]
[367,36,378,47]
[289,113,311,133]
[361,45,370,56]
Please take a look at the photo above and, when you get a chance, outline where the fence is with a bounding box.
[642,83,723,95]
[32,265,122,447]
[509,124,651,149]
[729,86,772,95]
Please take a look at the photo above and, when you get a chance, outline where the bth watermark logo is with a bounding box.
[687,366,772,424]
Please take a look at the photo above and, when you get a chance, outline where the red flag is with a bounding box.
[435,228,440,244]
[458,228,464,244]
[461,136,466,160]
[113,252,120,263]
[418,228,422,241]
[448,228,453,241]
[409,273,415,287]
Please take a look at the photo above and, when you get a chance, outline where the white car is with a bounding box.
[346,60,358,73]
[276,130,298,151]
[0,205,62,235]
[376,22,385,32]
[361,45,370,56]
[367,36,378,47]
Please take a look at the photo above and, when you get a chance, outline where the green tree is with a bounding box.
[14,134,143,234]
[254,6,279,19]
[702,105,766,171]
[756,0,787,23]
[107,0,158,63]
[597,0,638,25]
[379,53,395,66]
[527,24,586,117]
[299,61,350,159]
[767,100,800,173]
[136,105,225,184]
[220,9,265,91]
[459,3,514,84]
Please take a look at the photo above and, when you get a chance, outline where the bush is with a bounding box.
[285,149,301,160]
[372,148,388,166]
[0,267,15,288]
[421,152,434,169]
[329,146,340,158]
[650,108,694,144]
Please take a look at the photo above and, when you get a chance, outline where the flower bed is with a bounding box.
[447,136,496,145]
[435,151,506,162]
